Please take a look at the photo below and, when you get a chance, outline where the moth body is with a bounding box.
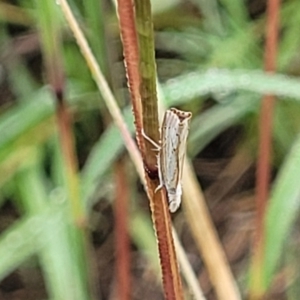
[142,108,191,213]
[159,108,191,212]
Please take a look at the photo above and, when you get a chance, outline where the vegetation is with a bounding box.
[0,0,300,299]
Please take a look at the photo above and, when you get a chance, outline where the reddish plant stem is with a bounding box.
[114,159,131,300]
[252,0,280,296]
[116,1,183,298]
[56,98,77,176]
[55,93,87,224]
[116,0,145,156]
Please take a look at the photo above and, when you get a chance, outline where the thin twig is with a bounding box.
[250,0,280,297]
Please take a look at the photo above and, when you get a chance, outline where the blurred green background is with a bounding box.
[1,0,300,299]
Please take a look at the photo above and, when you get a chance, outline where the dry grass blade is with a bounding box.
[205,146,253,208]
[183,160,241,300]
[58,0,144,182]
[172,228,206,300]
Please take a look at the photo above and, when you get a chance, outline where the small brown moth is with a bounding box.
[143,108,192,212]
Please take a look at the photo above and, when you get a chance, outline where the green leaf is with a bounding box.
[262,133,300,287]
[189,93,259,156]
[81,108,135,205]
[163,69,300,105]
[16,160,90,299]
[0,202,64,280]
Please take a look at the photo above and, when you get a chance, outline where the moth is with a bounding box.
[144,108,192,212]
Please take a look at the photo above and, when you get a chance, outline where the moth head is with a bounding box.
[169,108,192,122]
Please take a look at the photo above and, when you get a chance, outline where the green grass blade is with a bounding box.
[81,108,134,205]
[16,160,89,299]
[262,133,300,288]
[163,69,300,105]
[189,93,259,156]
[0,201,64,280]
[0,87,95,188]
[218,0,248,26]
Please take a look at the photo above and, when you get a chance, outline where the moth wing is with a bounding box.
[177,117,191,182]
[160,110,180,190]
[169,108,192,184]
[168,184,182,213]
